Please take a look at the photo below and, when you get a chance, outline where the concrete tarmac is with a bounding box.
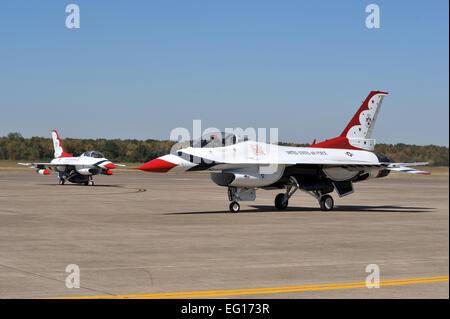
[0,171,448,298]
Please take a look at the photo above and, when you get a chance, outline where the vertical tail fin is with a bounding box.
[311,91,388,151]
[51,130,72,158]
[340,91,388,140]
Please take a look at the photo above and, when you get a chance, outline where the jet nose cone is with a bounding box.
[136,159,178,172]
[103,163,116,169]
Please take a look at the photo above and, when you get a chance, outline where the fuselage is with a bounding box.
[50,155,115,175]
[138,141,390,189]
[141,141,380,169]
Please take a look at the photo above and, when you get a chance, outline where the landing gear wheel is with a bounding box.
[319,195,334,211]
[275,193,288,210]
[58,179,65,185]
[229,201,240,213]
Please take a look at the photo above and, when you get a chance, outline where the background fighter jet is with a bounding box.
[19,130,123,186]
[137,91,430,212]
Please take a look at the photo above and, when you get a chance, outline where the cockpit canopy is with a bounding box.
[82,150,105,158]
[192,131,248,148]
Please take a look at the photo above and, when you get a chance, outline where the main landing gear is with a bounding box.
[304,190,335,211]
[58,171,95,186]
[319,194,334,211]
[274,176,335,211]
[84,176,95,186]
[274,176,299,210]
[305,190,334,211]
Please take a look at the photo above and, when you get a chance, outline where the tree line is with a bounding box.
[0,133,448,166]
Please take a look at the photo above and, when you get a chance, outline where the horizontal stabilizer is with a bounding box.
[385,162,428,167]
[384,162,430,175]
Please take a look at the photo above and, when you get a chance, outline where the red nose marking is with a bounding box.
[43,169,50,175]
[136,159,178,173]
[106,170,113,175]
[104,163,116,169]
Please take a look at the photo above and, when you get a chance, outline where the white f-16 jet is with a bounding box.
[137,91,430,212]
[19,130,122,186]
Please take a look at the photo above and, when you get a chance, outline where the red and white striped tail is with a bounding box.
[311,91,388,151]
[51,130,72,158]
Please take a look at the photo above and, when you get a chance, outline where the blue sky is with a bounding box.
[0,1,448,145]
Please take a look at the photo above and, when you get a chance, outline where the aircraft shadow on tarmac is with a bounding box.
[166,205,434,215]
[37,184,122,188]
[320,205,433,213]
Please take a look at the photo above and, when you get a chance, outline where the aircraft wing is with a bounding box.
[18,162,70,169]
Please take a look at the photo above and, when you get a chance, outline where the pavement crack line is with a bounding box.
[0,187,146,198]
[0,262,116,297]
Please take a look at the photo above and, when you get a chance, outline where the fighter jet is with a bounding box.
[137,91,430,212]
[19,130,123,186]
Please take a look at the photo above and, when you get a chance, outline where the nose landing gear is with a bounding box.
[227,187,256,212]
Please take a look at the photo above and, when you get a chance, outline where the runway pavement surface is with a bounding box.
[0,171,448,298]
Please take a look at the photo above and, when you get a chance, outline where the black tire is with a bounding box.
[229,201,240,213]
[319,195,334,211]
[275,193,288,210]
